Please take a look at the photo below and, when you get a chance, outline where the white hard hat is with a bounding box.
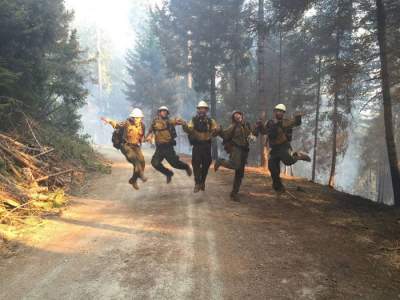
[232,110,243,116]
[158,106,169,112]
[129,108,144,118]
[274,104,287,112]
[197,100,209,109]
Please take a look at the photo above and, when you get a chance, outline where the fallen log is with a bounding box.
[22,168,35,184]
[0,133,49,168]
[34,148,55,158]
[0,133,40,152]
[15,146,49,169]
[380,246,400,252]
[0,133,26,148]
[0,199,37,222]
[0,142,39,171]
[3,155,23,179]
[3,199,21,208]
[29,193,51,201]
[0,174,30,202]
[0,173,16,186]
[35,169,74,183]
[29,186,49,193]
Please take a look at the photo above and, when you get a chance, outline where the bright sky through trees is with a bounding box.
[66,0,162,51]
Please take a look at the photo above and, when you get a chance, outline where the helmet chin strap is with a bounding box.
[234,117,243,123]
[159,111,169,119]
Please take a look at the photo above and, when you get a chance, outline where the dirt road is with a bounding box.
[1,147,399,299]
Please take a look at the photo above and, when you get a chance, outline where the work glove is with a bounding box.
[248,134,257,144]
[100,117,110,124]
[145,136,153,144]
[175,118,185,125]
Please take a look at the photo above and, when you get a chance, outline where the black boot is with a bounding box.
[193,184,201,193]
[129,178,139,190]
[230,177,241,201]
[185,165,193,177]
[294,151,311,162]
[166,172,174,184]
[214,159,222,172]
[230,191,240,202]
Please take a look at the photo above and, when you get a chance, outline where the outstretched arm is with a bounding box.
[254,120,268,136]
[141,124,146,143]
[210,119,221,137]
[170,117,185,126]
[145,125,153,141]
[284,113,303,129]
[182,120,194,134]
[219,124,235,140]
[101,117,119,129]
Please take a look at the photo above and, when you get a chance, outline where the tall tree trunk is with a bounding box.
[328,94,338,188]
[210,66,218,159]
[257,0,268,168]
[233,37,239,107]
[96,26,107,145]
[187,31,193,89]
[312,56,322,182]
[375,0,400,206]
[328,31,341,188]
[233,1,240,106]
[96,26,103,99]
[377,160,384,203]
[278,22,283,101]
[233,54,240,112]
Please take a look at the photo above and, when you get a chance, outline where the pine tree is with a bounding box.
[0,0,88,134]
[375,0,400,205]
[125,20,182,117]
[154,0,242,158]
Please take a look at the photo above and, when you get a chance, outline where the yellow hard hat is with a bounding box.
[274,104,287,112]
[197,101,209,109]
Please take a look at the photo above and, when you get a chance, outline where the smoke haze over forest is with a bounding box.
[63,0,399,205]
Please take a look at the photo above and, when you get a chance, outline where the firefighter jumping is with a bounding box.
[101,108,147,190]
[182,101,220,193]
[146,106,192,184]
[256,104,311,193]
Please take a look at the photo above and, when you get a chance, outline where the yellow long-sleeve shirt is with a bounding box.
[109,119,145,145]
[147,117,179,145]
